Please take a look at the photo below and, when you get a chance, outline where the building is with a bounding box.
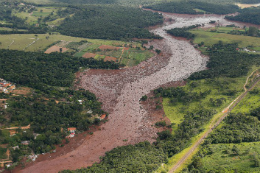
[100,114,106,120]
[0,78,16,94]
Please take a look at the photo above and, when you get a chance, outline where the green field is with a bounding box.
[190,27,260,52]
[0,33,153,66]
[201,142,260,172]
[162,77,246,135]
[12,7,61,25]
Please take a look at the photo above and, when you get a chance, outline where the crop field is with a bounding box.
[74,43,153,66]
[190,28,260,51]
[201,142,260,172]
[0,33,152,66]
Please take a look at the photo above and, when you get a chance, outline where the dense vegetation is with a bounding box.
[145,1,239,14]
[206,110,260,144]
[166,25,200,39]
[189,42,260,80]
[0,88,104,154]
[58,5,163,40]
[62,141,167,173]
[225,7,260,25]
[0,49,119,88]
[0,49,117,160]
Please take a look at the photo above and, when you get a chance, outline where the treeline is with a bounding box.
[57,5,163,40]
[153,86,210,105]
[54,0,116,4]
[62,141,167,173]
[189,42,260,80]
[166,25,200,39]
[225,7,260,25]
[144,1,239,14]
[206,106,260,144]
[0,49,119,88]
[237,0,260,3]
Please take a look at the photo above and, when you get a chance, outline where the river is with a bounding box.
[20,11,260,173]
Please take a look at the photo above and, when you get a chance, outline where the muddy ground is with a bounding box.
[17,10,259,173]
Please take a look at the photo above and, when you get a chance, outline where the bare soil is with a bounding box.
[98,45,120,50]
[44,46,68,54]
[104,56,117,62]
[12,87,31,95]
[82,52,96,58]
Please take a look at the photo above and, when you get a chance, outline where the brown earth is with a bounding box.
[82,52,96,58]
[44,46,68,54]
[98,45,120,50]
[12,87,31,95]
[104,56,117,62]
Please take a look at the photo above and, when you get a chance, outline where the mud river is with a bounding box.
[20,12,254,173]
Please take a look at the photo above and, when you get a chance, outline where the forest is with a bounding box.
[62,141,167,173]
[144,1,239,14]
[189,42,260,80]
[225,7,260,25]
[0,49,118,160]
[166,25,200,39]
[0,49,119,89]
[57,5,163,40]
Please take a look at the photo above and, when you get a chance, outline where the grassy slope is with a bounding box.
[12,7,61,25]
[202,142,260,172]
[0,34,126,51]
[191,27,260,52]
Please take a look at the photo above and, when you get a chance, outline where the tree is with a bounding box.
[248,27,258,37]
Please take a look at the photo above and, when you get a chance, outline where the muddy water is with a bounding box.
[21,12,260,173]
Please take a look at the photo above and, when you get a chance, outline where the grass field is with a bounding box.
[190,27,260,52]
[12,7,61,25]
[0,34,88,51]
[202,142,260,172]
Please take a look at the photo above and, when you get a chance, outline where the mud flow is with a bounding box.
[20,12,257,173]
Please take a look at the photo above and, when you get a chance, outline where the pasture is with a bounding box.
[191,27,260,52]
[12,6,61,25]
[0,34,153,66]
[201,142,260,172]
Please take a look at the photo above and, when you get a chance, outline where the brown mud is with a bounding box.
[18,10,260,173]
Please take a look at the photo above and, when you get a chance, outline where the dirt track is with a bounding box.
[19,12,257,173]
[169,72,260,173]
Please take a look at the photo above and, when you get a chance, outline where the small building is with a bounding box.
[66,133,75,138]
[67,127,76,133]
[21,141,30,145]
[100,114,106,120]
[12,146,19,150]
[9,130,16,136]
